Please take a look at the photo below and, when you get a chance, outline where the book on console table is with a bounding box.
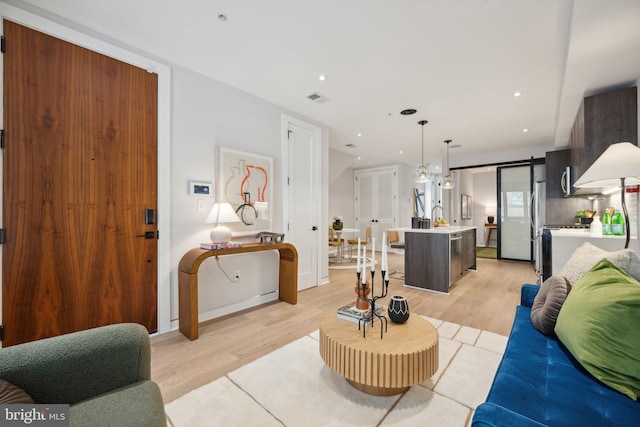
[200,241,243,250]
[337,301,385,324]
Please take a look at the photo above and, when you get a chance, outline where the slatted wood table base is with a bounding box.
[319,313,439,396]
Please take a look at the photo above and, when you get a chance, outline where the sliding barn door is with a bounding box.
[2,20,158,346]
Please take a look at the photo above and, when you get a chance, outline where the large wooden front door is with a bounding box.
[2,20,158,346]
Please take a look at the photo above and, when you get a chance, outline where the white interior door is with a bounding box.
[355,166,398,250]
[285,119,320,291]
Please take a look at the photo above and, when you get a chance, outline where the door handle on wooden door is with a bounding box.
[136,231,156,239]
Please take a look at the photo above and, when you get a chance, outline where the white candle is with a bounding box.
[356,238,361,274]
[361,244,367,284]
[371,237,376,272]
[382,233,387,272]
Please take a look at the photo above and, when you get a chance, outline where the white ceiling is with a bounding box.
[16,0,640,170]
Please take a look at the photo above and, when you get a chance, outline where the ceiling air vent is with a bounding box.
[307,92,330,104]
[345,144,357,148]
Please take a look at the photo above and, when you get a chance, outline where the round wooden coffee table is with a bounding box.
[319,312,439,396]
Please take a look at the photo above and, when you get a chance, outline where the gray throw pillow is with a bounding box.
[531,276,572,336]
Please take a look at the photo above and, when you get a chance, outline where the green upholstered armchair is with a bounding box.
[0,323,167,427]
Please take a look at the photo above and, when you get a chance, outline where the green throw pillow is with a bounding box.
[555,258,640,400]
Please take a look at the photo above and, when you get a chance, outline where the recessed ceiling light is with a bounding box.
[523,128,529,133]
[319,75,326,81]
[513,92,522,97]
[400,109,417,115]
[399,150,403,154]
[357,133,362,137]
[218,14,228,22]
[357,156,362,160]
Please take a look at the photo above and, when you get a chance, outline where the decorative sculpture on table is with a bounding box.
[355,234,389,338]
[388,296,410,324]
[332,216,343,230]
[255,231,285,245]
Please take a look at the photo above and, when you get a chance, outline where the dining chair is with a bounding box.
[347,227,371,260]
[386,229,404,278]
[328,227,344,260]
[387,230,405,250]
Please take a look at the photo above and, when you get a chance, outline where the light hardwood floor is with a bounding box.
[151,253,538,403]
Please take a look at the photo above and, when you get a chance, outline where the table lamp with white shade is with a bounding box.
[205,202,241,243]
[573,142,640,249]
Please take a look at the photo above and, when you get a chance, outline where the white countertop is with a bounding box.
[397,226,476,235]
[549,229,639,276]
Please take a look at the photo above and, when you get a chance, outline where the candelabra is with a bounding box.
[355,268,389,339]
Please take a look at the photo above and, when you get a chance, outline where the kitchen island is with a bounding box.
[545,228,639,279]
[399,226,477,293]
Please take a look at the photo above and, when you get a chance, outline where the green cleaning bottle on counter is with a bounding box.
[602,211,611,235]
[611,211,625,236]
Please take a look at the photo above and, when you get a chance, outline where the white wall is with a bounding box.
[450,170,474,227]
[450,144,554,169]
[473,171,498,247]
[397,163,418,230]
[329,150,355,228]
[170,65,331,324]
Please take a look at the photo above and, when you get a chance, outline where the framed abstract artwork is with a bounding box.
[218,146,273,235]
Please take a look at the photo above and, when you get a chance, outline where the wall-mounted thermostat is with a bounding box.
[189,181,213,197]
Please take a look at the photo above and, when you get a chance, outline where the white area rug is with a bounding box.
[165,316,507,427]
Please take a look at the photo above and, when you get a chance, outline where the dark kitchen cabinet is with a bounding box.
[545,149,590,225]
[405,229,476,293]
[570,86,638,179]
[461,229,476,271]
[545,86,637,225]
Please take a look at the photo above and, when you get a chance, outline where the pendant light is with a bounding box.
[442,139,455,190]
[414,120,430,183]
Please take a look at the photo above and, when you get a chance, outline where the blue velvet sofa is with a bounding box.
[472,284,640,427]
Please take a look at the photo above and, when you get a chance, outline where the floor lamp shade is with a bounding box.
[206,202,241,243]
[574,142,640,249]
[573,142,640,188]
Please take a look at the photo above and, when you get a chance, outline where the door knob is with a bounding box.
[312,226,318,231]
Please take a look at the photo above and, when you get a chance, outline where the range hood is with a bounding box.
[562,166,608,197]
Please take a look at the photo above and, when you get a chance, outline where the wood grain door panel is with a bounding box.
[2,20,158,346]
